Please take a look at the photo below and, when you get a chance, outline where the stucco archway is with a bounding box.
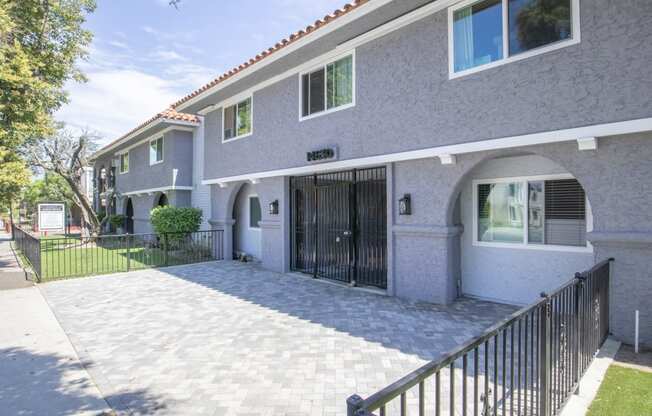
[442,151,595,305]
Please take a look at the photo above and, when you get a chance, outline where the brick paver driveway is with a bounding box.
[40,261,516,416]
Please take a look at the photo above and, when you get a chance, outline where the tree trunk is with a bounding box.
[58,172,101,237]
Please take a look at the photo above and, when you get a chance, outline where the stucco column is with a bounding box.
[392,225,462,305]
[588,232,652,348]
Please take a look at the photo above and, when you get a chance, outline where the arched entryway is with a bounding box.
[155,193,168,207]
[231,183,262,260]
[124,198,134,234]
[448,153,594,305]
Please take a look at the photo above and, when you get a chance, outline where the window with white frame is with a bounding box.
[475,177,588,248]
[301,54,353,118]
[150,137,163,165]
[451,0,576,74]
[119,152,129,174]
[249,196,262,229]
[223,97,252,141]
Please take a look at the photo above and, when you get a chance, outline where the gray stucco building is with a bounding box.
[91,0,652,347]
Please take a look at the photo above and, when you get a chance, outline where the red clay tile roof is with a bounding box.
[95,0,369,158]
[170,0,369,109]
[92,108,200,158]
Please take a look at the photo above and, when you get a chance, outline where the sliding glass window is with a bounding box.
[223,97,252,141]
[301,54,353,118]
[476,177,587,248]
[452,0,575,74]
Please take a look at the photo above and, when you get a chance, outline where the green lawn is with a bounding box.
[587,365,652,416]
[37,237,213,281]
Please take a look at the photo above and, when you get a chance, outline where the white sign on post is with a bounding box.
[38,203,65,232]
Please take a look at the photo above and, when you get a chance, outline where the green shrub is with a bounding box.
[108,214,126,229]
[150,206,202,235]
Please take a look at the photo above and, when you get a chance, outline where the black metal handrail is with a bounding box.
[347,258,613,416]
[12,227,225,282]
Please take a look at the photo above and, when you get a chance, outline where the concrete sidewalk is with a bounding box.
[0,230,112,415]
[0,286,112,415]
[0,231,33,290]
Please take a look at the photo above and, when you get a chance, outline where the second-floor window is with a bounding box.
[150,137,163,165]
[301,54,354,119]
[223,97,252,141]
[451,0,576,75]
[119,152,129,174]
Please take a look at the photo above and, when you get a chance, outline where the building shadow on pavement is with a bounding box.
[0,346,167,415]
[162,261,518,362]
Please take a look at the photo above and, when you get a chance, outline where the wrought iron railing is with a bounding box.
[12,226,224,282]
[12,224,42,277]
[347,258,613,416]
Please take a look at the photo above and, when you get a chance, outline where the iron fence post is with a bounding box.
[347,394,364,416]
[574,272,584,394]
[126,235,131,272]
[539,293,552,416]
[163,233,169,267]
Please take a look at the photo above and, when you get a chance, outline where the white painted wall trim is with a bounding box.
[202,117,652,185]
[122,185,193,197]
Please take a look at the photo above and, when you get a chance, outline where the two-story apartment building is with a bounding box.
[92,0,652,347]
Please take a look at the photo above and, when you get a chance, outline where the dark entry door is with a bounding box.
[125,198,134,234]
[290,167,386,289]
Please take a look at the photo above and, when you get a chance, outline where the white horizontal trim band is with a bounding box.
[202,117,652,185]
[122,186,193,196]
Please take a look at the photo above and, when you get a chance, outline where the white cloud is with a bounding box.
[57,69,183,145]
[108,40,130,50]
[150,50,187,62]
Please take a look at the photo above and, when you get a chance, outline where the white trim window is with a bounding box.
[300,53,354,120]
[449,0,580,77]
[149,137,164,165]
[248,195,262,230]
[223,97,253,142]
[119,152,129,174]
[473,174,591,252]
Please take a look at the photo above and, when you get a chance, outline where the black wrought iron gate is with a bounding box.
[290,167,387,289]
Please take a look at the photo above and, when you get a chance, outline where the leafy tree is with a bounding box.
[0,0,95,150]
[25,126,104,236]
[1,0,95,230]
[0,147,31,218]
[21,173,76,214]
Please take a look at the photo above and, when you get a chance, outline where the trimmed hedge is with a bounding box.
[150,206,203,235]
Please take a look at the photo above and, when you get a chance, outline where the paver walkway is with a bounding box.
[0,231,33,290]
[40,261,517,415]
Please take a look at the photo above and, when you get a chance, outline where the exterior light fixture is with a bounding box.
[399,194,411,215]
[269,200,279,215]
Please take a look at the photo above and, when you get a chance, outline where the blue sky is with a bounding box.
[56,0,345,145]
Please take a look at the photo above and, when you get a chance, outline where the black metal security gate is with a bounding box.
[290,167,387,289]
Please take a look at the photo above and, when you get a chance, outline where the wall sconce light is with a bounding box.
[399,194,411,215]
[269,200,279,215]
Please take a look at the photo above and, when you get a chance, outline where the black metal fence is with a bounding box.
[12,224,42,277]
[347,258,613,416]
[12,225,224,282]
